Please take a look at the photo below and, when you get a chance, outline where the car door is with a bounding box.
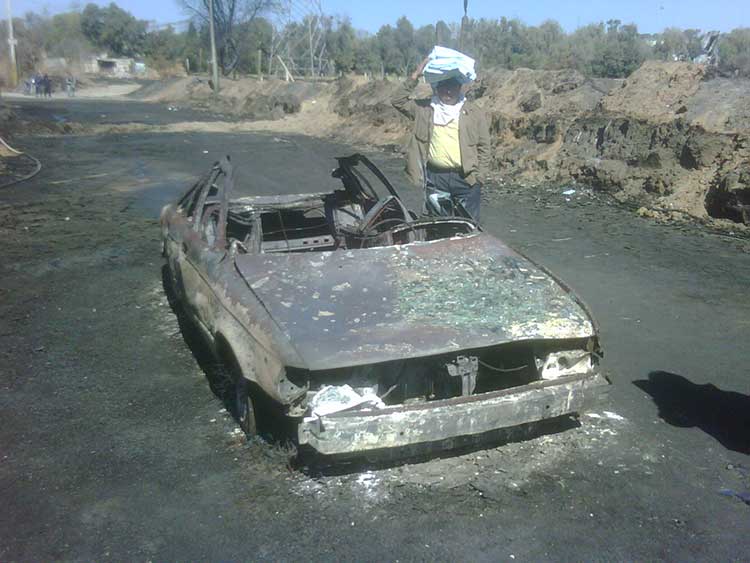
[178,174,226,337]
[164,177,205,303]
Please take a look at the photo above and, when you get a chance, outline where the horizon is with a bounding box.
[6,0,749,34]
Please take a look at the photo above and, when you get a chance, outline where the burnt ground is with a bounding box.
[1,99,750,561]
[3,96,228,131]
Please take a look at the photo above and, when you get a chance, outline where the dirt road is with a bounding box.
[1,99,749,560]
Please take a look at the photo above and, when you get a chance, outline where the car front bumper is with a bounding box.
[297,371,610,455]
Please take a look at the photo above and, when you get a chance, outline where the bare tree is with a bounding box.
[181,0,275,75]
[271,0,330,77]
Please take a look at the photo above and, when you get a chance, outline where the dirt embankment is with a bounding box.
[133,76,332,121]
[331,61,750,226]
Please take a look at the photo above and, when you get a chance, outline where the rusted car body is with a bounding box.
[161,154,608,456]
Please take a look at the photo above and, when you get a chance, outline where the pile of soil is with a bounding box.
[328,61,750,226]
[132,76,330,121]
[331,77,408,145]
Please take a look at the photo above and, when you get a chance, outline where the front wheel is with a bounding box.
[235,379,258,437]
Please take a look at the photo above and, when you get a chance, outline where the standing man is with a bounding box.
[66,75,76,97]
[392,55,490,221]
[42,74,52,98]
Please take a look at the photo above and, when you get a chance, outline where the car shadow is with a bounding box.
[634,371,750,454]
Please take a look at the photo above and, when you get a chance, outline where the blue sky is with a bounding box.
[8,0,749,33]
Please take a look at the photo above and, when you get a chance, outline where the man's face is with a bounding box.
[436,78,462,105]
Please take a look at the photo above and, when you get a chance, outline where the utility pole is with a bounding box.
[459,0,468,51]
[208,0,219,93]
[308,17,314,78]
[5,0,18,88]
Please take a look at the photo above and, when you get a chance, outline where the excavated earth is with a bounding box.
[1,96,749,560]
[332,61,750,227]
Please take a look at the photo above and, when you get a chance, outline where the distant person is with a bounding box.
[391,51,490,222]
[66,75,76,97]
[33,74,41,97]
[43,74,52,98]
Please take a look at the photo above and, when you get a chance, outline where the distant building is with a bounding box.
[83,55,135,78]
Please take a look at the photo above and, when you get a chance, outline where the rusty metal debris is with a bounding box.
[161,154,608,456]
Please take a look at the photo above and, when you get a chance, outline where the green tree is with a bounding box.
[143,26,187,72]
[46,12,94,60]
[436,20,453,48]
[81,3,147,57]
[234,16,273,73]
[718,28,750,77]
[353,35,381,75]
[327,18,357,73]
[375,24,400,74]
[655,27,689,60]
[415,24,436,58]
[394,16,419,75]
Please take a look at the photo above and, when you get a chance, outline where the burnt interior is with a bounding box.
[287,339,597,409]
[182,154,479,254]
[218,188,477,254]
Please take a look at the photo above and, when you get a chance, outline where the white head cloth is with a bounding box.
[430,90,465,126]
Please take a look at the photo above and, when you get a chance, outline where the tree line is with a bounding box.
[2,1,749,80]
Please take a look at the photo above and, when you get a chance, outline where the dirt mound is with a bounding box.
[473,69,621,181]
[686,77,750,134]
[127,77,186,100]
[480,68,617,119]
[329,77,414,145]
[600,61,705,122]
[323,62,750,226]
[556,63,750,222]
[132,76,332,121]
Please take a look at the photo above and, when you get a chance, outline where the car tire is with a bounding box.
[235,379,258,437]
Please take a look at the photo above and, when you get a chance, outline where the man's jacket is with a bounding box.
[391,78,491,187]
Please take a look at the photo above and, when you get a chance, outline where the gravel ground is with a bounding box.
[1,99,749,561]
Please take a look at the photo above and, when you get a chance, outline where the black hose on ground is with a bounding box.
[0,136,42,189]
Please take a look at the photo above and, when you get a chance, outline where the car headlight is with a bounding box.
[538,351,593,380]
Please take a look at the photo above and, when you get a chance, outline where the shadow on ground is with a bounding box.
[635,371,750,454]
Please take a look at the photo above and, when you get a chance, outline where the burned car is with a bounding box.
[161,154,608,456]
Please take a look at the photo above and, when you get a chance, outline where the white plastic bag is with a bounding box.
[308,384,385,417]
[423,46,477,84]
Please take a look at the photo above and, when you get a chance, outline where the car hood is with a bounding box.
[234,233,595,370]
